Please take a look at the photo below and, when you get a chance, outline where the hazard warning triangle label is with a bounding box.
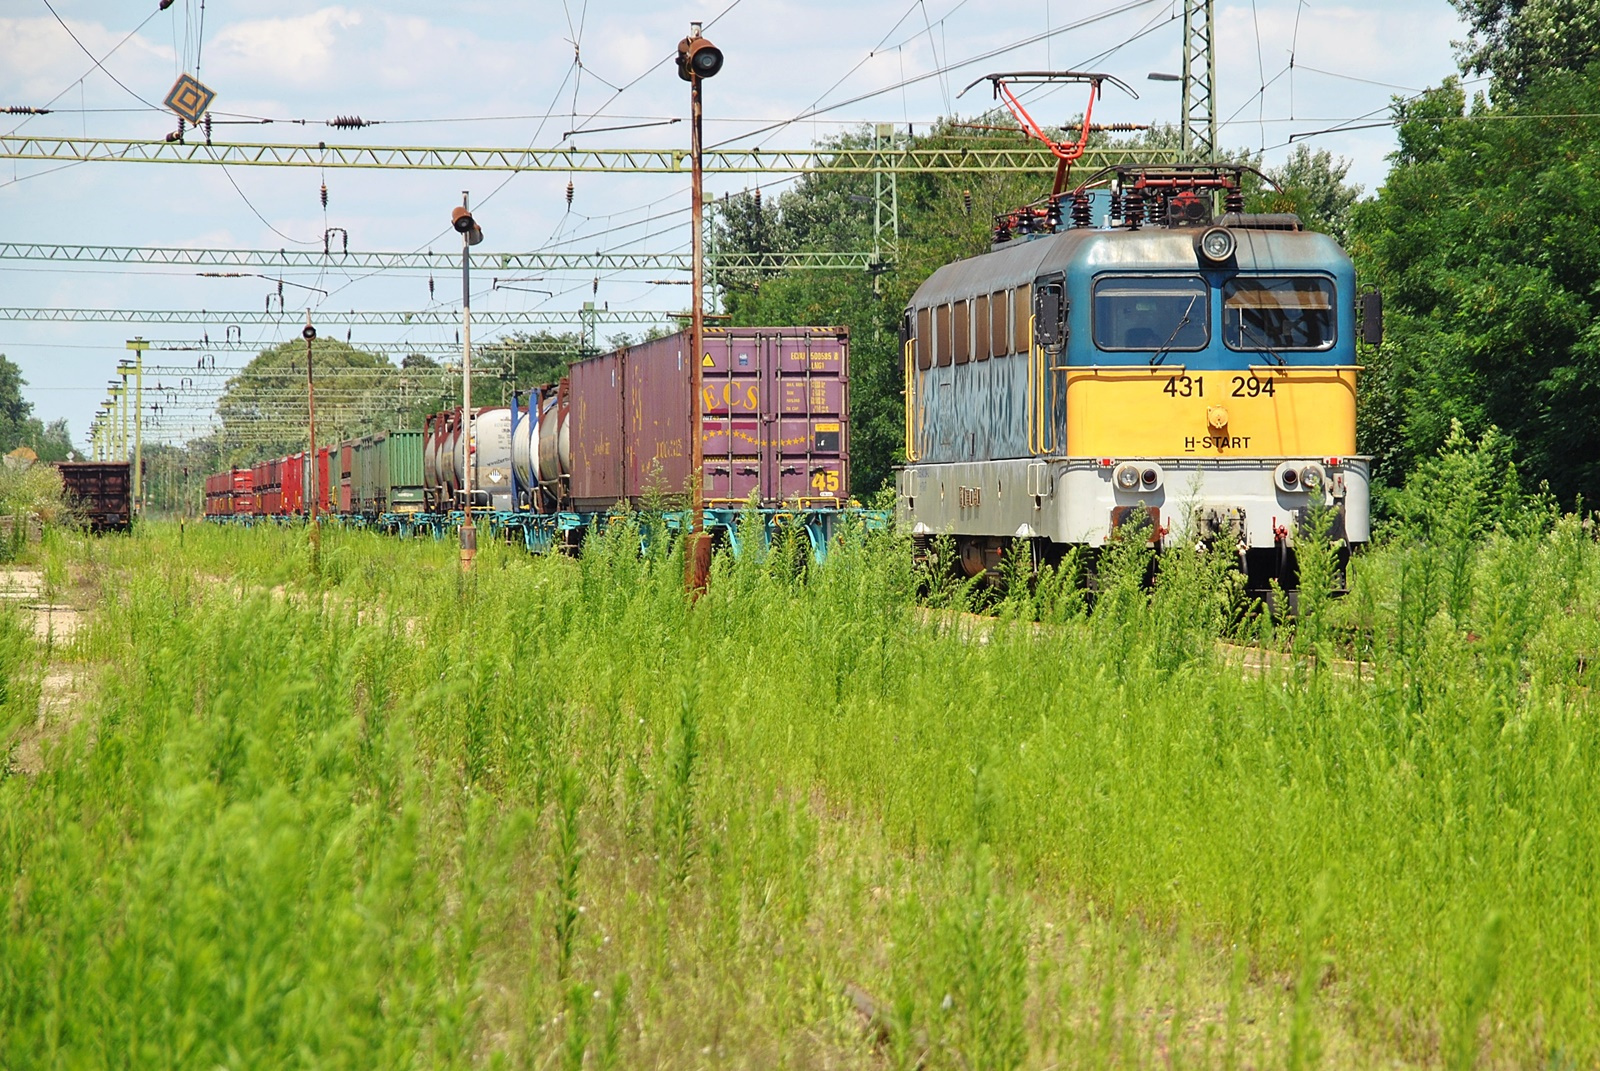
[701,353,715,367]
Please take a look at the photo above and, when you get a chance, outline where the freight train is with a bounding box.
[897,163,1378,595]
[206,326,865,555]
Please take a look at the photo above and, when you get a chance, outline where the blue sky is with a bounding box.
[0,0,1472,447]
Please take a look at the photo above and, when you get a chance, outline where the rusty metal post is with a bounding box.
[456,193,480,572]
[304,312,320,570]
[684,20,713,595]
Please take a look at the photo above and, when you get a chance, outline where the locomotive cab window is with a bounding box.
[915,307,932,369]
[1223,277,1335,351]
[1092,276,1208,352]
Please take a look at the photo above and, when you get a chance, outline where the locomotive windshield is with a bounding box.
[1222,277,1335,351]
[1092,276,1209,352]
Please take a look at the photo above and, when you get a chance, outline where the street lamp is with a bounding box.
[679,21,722,595]
[453,194,483,572]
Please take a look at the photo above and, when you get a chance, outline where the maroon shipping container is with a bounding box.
[317,446,332,512]
[568,326,849,511]
[338,443,354,513]
[257,458,282,516]
[568,352,624,510]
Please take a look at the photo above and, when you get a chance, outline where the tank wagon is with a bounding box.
[898,164,1378,594]
[205,326,865,557]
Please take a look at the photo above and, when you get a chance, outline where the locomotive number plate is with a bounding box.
[1162,375,1276,398]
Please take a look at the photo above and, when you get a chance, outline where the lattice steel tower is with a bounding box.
[1181,0,1217,163]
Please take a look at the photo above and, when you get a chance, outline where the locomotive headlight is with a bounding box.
[1300,464,1325,492]
[1198,226,1236,264]
[1114,463,1141,490]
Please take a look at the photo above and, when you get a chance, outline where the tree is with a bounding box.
[0,355,32,449]
[1449,0,1600,94]
[1255,145,1364,243]
[1350,65,1600,503]
[210,339,403,463]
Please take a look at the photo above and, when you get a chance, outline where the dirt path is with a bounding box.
[2,565,96,775]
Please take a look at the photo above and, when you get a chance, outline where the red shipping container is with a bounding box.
[282,453,304,514]
[231,467,255,516]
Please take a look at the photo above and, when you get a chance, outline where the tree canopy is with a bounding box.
[1350,62,1600,503]
[0,355,75,462]
[1449,0,1600,93]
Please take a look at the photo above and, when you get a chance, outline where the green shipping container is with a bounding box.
[381,430,426,512]
[350,434,379,516]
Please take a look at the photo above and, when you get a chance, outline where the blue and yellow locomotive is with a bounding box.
[897,165,1375,593]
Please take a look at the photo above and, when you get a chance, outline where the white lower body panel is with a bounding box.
[896,456,1371,550]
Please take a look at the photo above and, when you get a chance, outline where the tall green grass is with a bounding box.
[3,503,1598,1067]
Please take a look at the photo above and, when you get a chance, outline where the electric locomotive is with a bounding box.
[897,164,1375,594]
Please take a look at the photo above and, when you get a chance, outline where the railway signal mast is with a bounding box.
[452,196,484,572]
[680,22,723,595]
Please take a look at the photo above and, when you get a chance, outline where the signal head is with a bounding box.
[677,35,723,81]
[451,205,484,245]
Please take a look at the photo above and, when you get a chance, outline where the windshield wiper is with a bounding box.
[1237,318,1288,366]
[1148,293,1200,367]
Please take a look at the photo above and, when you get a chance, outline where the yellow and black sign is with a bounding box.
[164,74,216,125]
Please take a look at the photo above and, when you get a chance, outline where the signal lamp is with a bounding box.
[1115,464,1140,490]
[1198,226,1236,264]
[677,36,723,81]
[451,206,483,245]
[1282,467,1299,488]
[1141,467,1159,486]
[1300,465,1325,491]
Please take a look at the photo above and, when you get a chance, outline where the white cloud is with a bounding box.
[208,7,366,86]
[0,15,172,104]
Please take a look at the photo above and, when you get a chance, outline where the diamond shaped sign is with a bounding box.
[163,73,216,125]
